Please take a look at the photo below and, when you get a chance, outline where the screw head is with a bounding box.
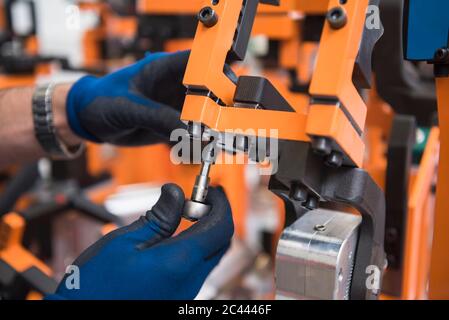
[435,48,449,62]
[326,7,347,29]
[326,151,343,168]
[290,184,308,202]
[312,137,332,156]
[304,196,319,210]
[198,7,218,28]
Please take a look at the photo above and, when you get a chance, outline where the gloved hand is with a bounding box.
[66,51,189,145]
[46,184,233,300]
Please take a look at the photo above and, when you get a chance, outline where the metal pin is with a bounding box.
[183,143,216,221]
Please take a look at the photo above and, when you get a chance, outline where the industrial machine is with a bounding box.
[402,0,449,300]
[0,0,448,301]
[179,0,385,300]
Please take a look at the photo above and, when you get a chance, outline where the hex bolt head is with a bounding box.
[290,184,308,202]
[435,48,449,62]
[198,7,218,28]
[326,7,347,29]
[312,137,332,156]
[304,196,319,210]
[326,151,343,168]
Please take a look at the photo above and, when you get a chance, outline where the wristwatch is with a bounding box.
[32,83,85,160]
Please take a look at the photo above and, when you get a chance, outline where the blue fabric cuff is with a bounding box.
[66,76,102,143]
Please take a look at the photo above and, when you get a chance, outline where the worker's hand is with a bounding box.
[66,51,189,145]
[46,184,234,300]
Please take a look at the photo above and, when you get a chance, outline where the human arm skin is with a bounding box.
[0,51,189,170]
[0,84,81,170]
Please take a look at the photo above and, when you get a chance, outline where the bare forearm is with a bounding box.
[0,84,81,170]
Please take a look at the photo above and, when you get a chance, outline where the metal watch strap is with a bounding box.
[32,84,84,160]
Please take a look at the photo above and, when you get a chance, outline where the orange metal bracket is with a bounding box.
[136,0,203,15]
[307,0,370,167]
[182,0,371,168]
[181,0,369,167]
[296,0,329,14]
[429,77,449,299]
[183,0,242,105]
[402,127,439,300]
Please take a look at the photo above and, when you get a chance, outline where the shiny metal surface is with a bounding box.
[275,209,361,300]
[183,140,216,221]
[182,200,212,222]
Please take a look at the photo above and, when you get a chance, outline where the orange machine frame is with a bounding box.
[137,0,203,15]
[429,77,449,299]
[78,2,137,68]
[401,127,439,299]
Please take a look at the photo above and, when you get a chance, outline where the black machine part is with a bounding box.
[226,0,279,63]
[382,115,416,296]
[234,76,295,112]
[269,141,386,300]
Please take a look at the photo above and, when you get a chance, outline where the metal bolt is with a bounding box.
[326,151,343,168]
[305,196,319,210]
[198,7,218,28]
[290,184,308,202]
[435,48,449,62]
[312,137,332,156]
[326,7,347,29]
[314,224,326,232]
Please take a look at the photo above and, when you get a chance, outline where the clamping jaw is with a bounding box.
[180,0,386,300]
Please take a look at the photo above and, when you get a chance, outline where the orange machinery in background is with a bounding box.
[429,77,449,299]
[0,0,49,89]
[136,0,200,52]
[364,87,439,299]
[78,1,137,69]
[0,0,444,301]
[0,213,57,300]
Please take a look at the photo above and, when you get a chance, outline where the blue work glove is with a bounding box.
[46,184,233,300]
[66,51,189,145]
